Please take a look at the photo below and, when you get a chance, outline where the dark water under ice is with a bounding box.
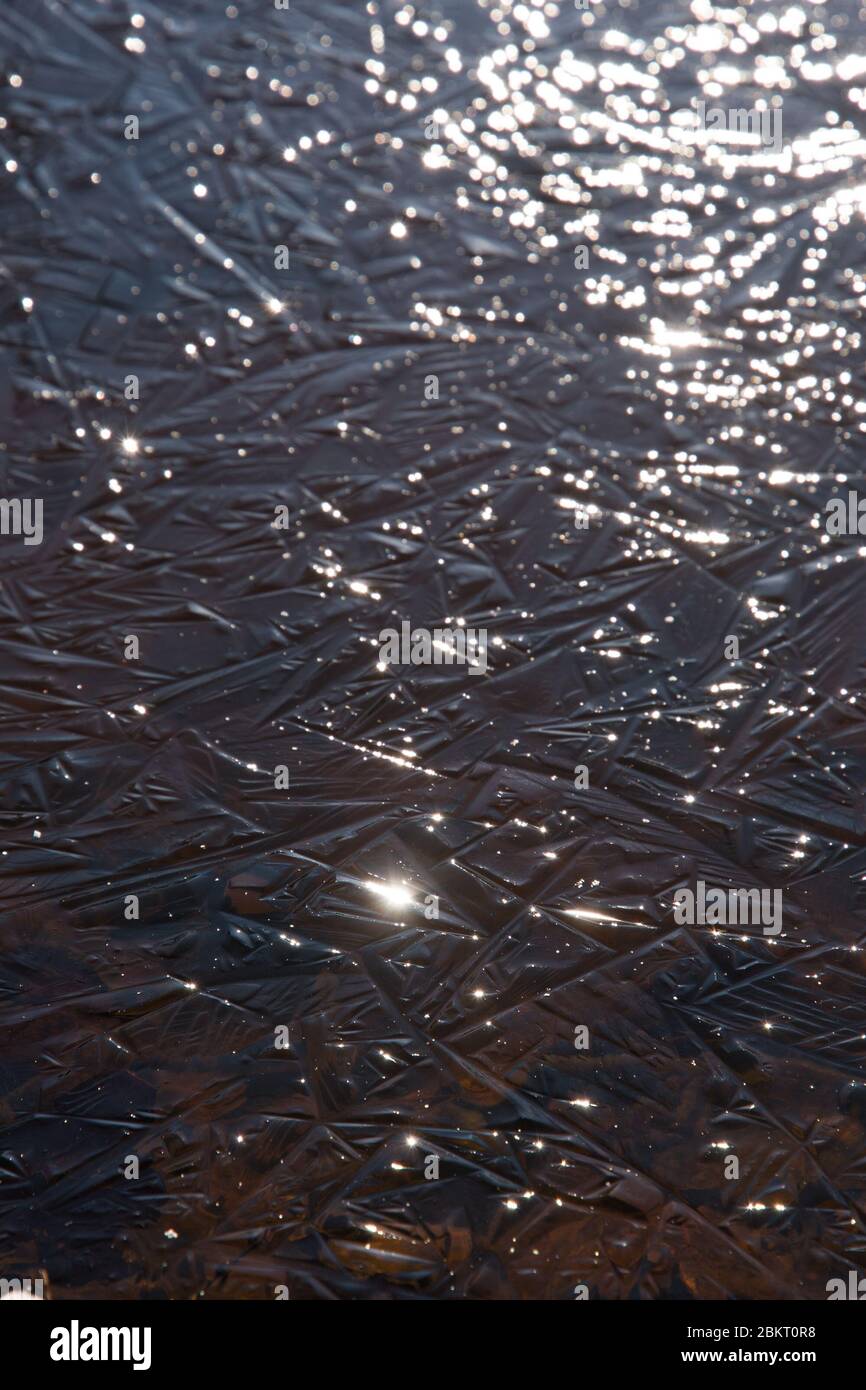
[1,0,866,1299]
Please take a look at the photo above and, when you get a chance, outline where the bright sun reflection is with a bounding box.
[366,881,413,910]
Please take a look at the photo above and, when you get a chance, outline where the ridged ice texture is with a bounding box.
[1,0,865,1299]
